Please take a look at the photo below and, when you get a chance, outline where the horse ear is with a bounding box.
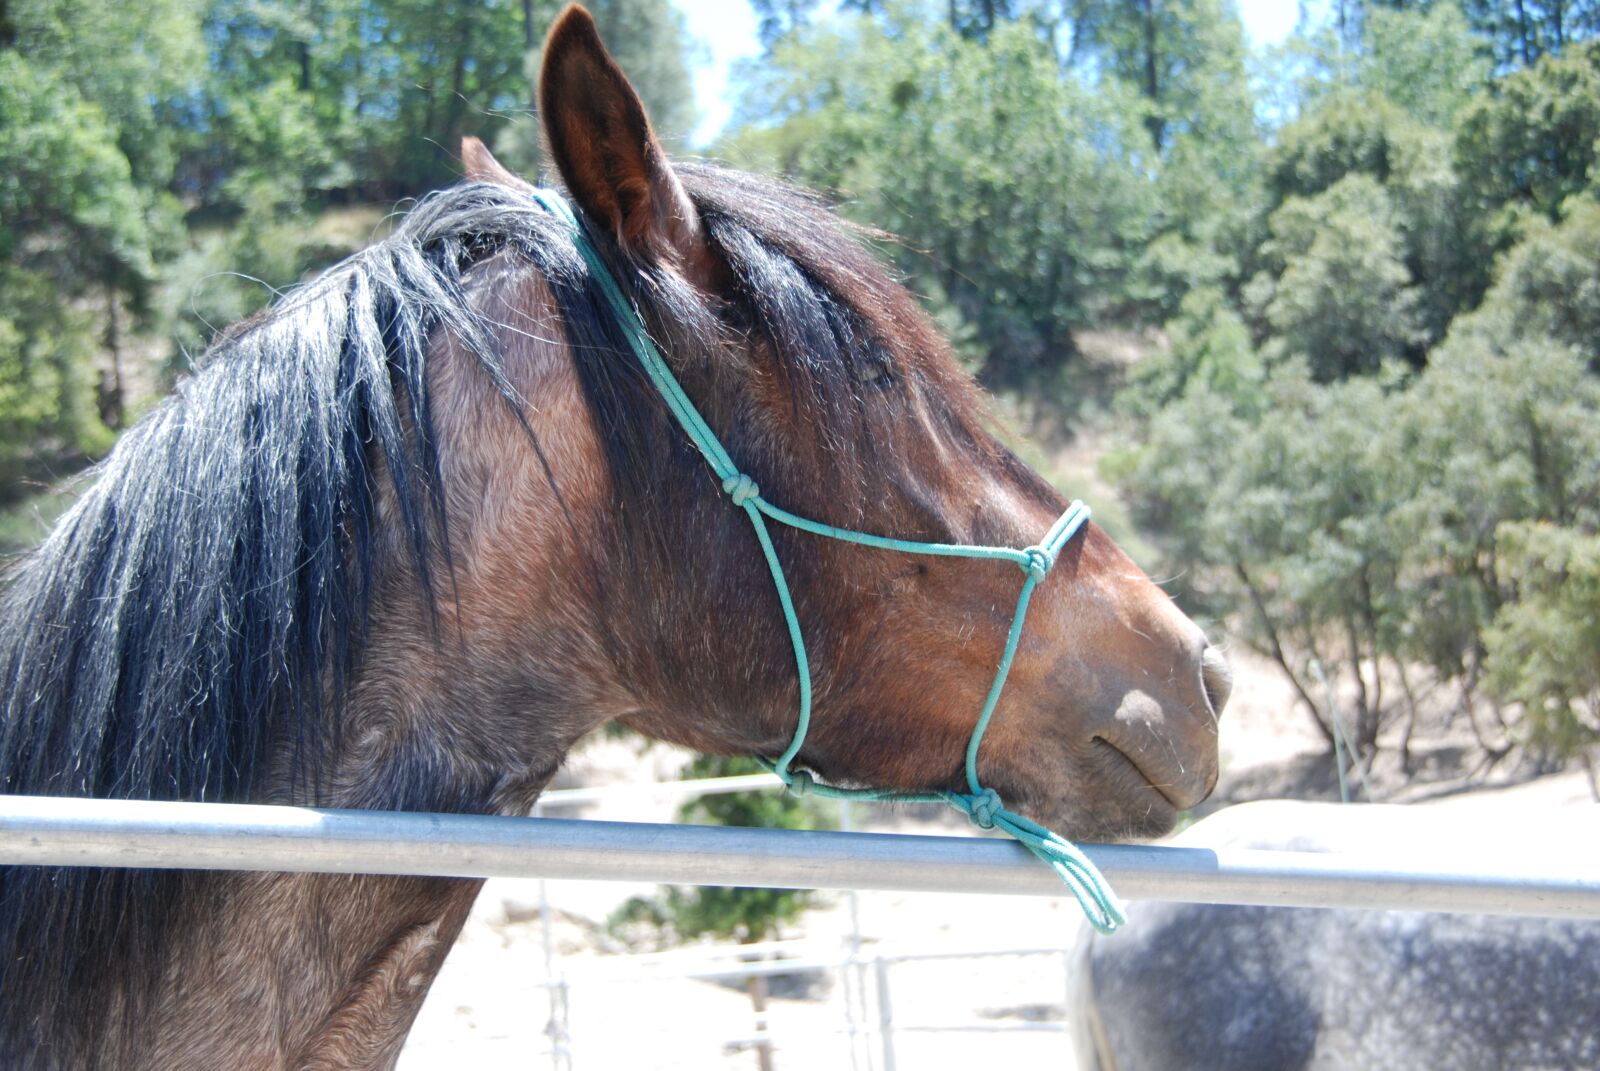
[538,4,703,268]
[461,137,535,193]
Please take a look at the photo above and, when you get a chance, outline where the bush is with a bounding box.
[1485,522,1600,773]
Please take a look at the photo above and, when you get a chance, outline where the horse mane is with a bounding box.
[0,182,555,1048]
[0,165,988,1052]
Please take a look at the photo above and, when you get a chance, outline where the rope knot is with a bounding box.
[785,769,817,797]
[722,473,760,507]
[966,787,1004,830]
[1023,546,1053,582]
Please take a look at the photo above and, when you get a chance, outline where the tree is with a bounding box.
[1360,3,1494,129]
[1114,331,1600,770]
[1485,521,1600,791]
[1118,285,1264,418]
[0,51,159,479]
[1460,0,1600,67]
[6,0,204,190]
[728,12,1155,383]
[198,0,536,199]
[1453,40,1600,276]
[1247,174,1424,378]
[1444,197,1600,369]
[1115,2,1265,322]
[1068,0,1255,155]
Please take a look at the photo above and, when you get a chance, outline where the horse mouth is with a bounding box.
[1093,737,1202,814]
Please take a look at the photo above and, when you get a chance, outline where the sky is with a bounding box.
[671,0,1305,146]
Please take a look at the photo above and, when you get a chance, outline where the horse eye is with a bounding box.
[854,350,897,389]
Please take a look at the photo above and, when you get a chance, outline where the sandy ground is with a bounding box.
[400,648,1595,1070]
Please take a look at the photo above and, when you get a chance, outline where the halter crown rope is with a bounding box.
[532,190,1125,934]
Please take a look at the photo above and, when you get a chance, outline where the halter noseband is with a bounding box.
[531,190,1124,934]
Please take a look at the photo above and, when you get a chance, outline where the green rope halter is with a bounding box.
[531,190,1125,934]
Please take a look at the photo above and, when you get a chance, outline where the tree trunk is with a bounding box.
[1235,562,1334,745]
[444,25,471,148]
[1342,612,1374,755]
[1515,0,1534,64]
[1140,0,1164,150]
[1395,657,1422,779]
[1357,567,1384,723]
[744,946,775,1071]
[1458,649,1511,764]
[100,284,125,430]
[296,0,316,93]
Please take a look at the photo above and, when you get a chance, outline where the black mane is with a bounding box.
[0,181,557,1047]
[0,165,984,1053]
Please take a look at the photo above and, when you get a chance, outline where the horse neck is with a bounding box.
[83,591,589,1069]
[126,872,481,1071]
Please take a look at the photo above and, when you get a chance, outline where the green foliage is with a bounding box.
[0,0,698,493]
[0,485,79,555]
[1485,522,1600,760]
[1268,91,1421,205]
[1118,286,1263,418]
[1289,4,1492,131]
[1359,4,1494,129]
[1070,0,1257,155]
[730,12,1155,383]
[1460,0,1600,68]
[199,0,539,198]
[1248,175,1424,378]
[0,52,151,482]
[607,757,832,948]
[156,187,333,372]
[1454,41,1600,256]
[5,0,205,189]
[1446,197,1600,368]
[1113,320,1600,761]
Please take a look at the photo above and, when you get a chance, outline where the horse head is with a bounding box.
[432,5,1230,840]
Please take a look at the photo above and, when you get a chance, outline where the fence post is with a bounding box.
[839,798,872,1071]
[873,957,896,1071]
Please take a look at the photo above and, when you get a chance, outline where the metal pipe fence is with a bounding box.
[3,793,1598,919]
[533,943,1084,1071]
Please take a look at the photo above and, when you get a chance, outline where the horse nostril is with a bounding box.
[1200,645,1233,718]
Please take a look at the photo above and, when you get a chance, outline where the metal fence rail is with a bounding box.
[3,793,1598,919]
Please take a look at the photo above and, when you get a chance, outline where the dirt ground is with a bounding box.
[399,648,1595,1070]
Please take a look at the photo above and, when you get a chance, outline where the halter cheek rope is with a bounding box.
[531,190,1125,934]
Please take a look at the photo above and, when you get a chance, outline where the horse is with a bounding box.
[1075,801,1600,1071]
[0,6,1228,1067]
